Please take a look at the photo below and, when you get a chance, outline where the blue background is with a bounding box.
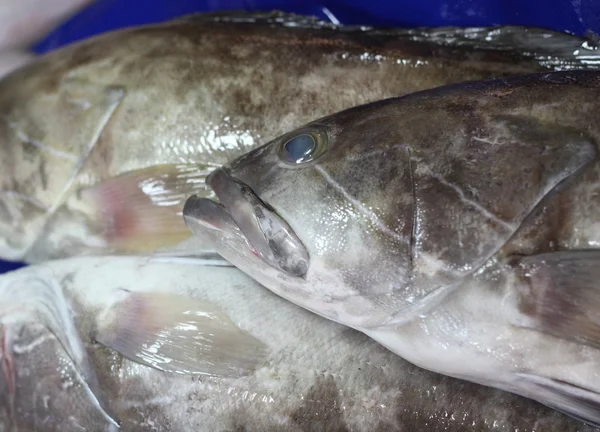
[2,0,598,273]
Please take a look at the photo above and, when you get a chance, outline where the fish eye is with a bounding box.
[278,128,328,165]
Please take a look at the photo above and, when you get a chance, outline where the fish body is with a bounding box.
[1,10,600,262]
[0,255,596,431]
[183,69,600,427]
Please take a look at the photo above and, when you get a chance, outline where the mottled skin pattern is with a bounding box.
[0,322,118,431]
[184,70,600,425]
[0,11,597,262]
[0,257,596,431]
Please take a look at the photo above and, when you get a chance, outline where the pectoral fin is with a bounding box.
[512,250,600,350]
[80,163,215,253]
[93,291,268,378]
[514,373,600,428]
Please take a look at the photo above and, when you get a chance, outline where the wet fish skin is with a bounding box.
[0,256,597,431]
[183,69,600,426]
[0,321,119,431]
[1,11,600,263]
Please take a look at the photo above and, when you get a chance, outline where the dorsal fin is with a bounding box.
[171,10,336,29]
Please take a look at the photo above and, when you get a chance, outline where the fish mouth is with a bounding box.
[182,168,309,278]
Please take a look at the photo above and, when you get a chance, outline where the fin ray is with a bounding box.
[0,268,118,428]
[512,250,600,350]
[81,163,214,253]
[94,291,268,378]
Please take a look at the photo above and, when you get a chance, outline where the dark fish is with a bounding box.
[1,11,599,263]
[184,69,600,427]
[0,255,597,431]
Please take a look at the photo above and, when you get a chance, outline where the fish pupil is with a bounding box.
[284,134,316,163]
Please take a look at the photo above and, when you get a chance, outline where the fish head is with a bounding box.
[183,74,598,329]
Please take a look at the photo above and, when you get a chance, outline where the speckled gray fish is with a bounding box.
[183,69,600,427]
[1,10,600,263]
[0,255,597,431]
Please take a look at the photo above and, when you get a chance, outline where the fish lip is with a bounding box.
[185,167,310,278]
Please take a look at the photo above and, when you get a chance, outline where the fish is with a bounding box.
[2,10,600,264]
[0,255,597,431]
[183,69,600,427]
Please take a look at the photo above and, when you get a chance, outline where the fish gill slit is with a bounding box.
[428,170,516,232]
[314,164,408,245]
[21,88,125,258]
